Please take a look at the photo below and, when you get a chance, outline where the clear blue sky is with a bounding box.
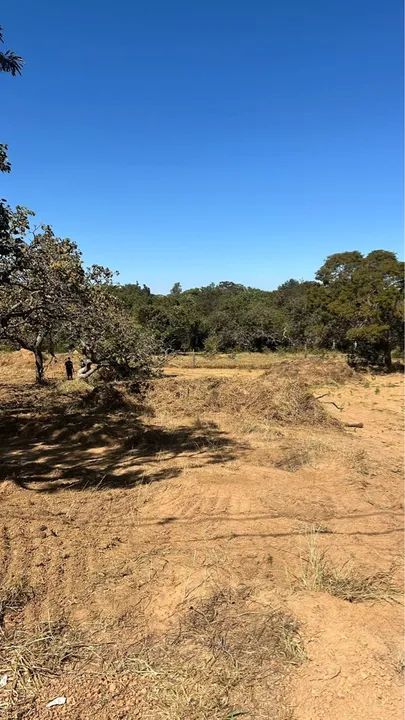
[1,0,403,292]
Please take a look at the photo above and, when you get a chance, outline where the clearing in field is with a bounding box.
[0,351,403,720]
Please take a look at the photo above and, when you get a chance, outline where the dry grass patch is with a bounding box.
[298,523,333,535]
[0,584,34,626]
[270,435,330,472]
[0,581,99,718]
[0,620,99,718]
[0,583,304,720]
[248,430,334,472]
[297,534,400,603]
[150,375,339,428]
[272,446,311,472]
[166,352,354,384]
[112,587,304,720]
[343,447,372,476]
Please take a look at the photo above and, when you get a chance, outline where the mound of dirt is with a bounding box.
[150,375,338,426]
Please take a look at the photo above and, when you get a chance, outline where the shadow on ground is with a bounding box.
[0,400,244,493]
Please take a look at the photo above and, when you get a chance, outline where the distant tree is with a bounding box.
[316,250,404,369]
[217,281,247,294]
[274,279,322,348]
[170,282,182,296]
[112,257,404,366]
[137,293,204,352]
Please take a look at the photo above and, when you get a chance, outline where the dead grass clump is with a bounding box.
[184,587,305,665]
[0,580,98,718]
[77,382,152,417]
[273,447,311,472]
[79,383,133,412]
[150,375,337,427]
[297,535,399,603]
[57,378,91,397]
[344,447,372,477]
[118,587,304,720]
[271,435,332,472]
[0,620,95,717]
[0,583,34,626]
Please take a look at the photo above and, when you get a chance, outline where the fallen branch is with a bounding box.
[77,365,100,379]
[344,422,364,428]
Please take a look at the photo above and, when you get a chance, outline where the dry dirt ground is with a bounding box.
[0,351,403,720]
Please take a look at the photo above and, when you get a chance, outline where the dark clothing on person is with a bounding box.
[65,359,74,380]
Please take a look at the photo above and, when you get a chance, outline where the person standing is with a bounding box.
[65,357,74,380]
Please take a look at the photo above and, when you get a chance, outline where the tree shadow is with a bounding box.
[0,404,245,493]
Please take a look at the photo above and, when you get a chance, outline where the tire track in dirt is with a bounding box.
[0,366,403,720]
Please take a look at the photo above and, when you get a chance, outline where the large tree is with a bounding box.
[315,250,404,368]
[0,218,89,381]
[76,280,162,380]
[0,216,161,382]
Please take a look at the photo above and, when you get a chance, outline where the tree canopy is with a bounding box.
[113,252,403,369]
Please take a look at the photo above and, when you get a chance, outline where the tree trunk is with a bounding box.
[383,344,392,371]
[34,347,44,383]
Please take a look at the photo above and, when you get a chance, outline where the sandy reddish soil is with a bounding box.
[0,353,403,719]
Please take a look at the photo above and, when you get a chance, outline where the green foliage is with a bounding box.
[316,250,404,368]
[0,143,11,173]
[111,255,403,370]
[170,281,182,295]
[0,26,23,76]
[1,26,24,293]
[0,216,88,380]
[77,285,162,379]
[0,213,159,382]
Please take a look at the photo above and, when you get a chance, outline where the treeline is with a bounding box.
[114,250,404,369]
